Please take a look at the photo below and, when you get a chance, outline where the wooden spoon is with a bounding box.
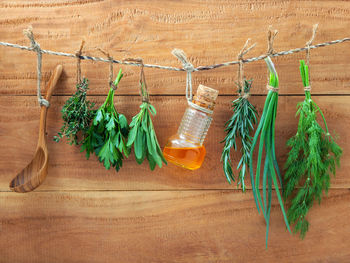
[9,64,63,193]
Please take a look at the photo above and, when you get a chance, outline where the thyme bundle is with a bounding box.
[127,62,167,170]
[81,69,130,171]
[284,60,342,238]
[221,79,257,191]
[249,57,291,245]
[54,78,95,145]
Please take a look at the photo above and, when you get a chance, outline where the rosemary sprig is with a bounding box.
[81,69,130,171]
[284,60,342,238]
[54,78,95,145]
[221,79,257,191]
[249,57,291,246]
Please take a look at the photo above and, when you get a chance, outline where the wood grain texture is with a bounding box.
[0,95,348,191]
[1,190,350,263]
[1,0,350,96]
[1,0,350,262]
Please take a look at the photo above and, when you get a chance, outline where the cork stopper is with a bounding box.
[193,84,219,110]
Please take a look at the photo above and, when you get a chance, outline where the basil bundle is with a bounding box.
[81,69,129,171]
[284,60,342,238]
[249,57,291,245]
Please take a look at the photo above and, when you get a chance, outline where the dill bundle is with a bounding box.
[221,79,257,191]
[249,57,291,245]
[284,60,342,238]
[54,78,95,145]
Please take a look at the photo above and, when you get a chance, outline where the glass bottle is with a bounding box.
[163,84,219,170]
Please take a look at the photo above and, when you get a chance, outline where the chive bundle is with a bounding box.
[249,57,291,245]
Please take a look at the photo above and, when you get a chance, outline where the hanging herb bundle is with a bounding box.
[284,60,342,238]
[221,79,257,191]
[126,61,167,170]
[54,78,95,145]
[81,69,130,171]
[249,57,291,245]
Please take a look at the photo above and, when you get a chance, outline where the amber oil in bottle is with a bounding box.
[163,84,219,170]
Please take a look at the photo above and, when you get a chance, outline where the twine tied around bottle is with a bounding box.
[171,48,195,101]
[237,38,256,99]
[304,23,318,92]
[23,26,50,107]
[123,58,149,103]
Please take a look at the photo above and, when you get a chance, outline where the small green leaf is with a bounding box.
[106,117,115,131]
[127,126,138,147]
[119,114,128,129]
[134,129,143,160]
[148,104,157,116]
[94,109,103,125]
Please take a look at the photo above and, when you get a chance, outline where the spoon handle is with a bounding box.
[38,65,63,142]
[45,64,63,102]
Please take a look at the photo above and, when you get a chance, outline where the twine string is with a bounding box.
[304,24,318,92]
[266,85,279,93]
[97,47,114,88]
[171,49,194,101]
[123,58,149,102]
[23,26,49,107]
[304,86,311,91]
[306,24,319,66]
[266,26,278,84]
[1,36,349,72]
[267,26,278,57]
[237,38,256,98]
[75,40,85,85]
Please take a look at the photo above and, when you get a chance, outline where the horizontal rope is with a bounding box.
[0,37,350,72]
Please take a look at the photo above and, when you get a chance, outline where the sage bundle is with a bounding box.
[284,60,342,238]
[249,57,291,245]
[81,69,130,171]
[221,79,257,191]
[126,61,167,170]
[54,78,95,145]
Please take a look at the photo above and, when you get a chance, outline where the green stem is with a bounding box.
[311,101,329,134]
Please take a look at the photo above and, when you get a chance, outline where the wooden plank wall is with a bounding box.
[1,1,350,262]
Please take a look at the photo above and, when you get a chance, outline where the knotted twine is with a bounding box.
[171,49,195,101]
[123,58,149,103]
[304,23,318,92]
[237,38,256,99]
[23,26,50,107]
[75,39,85,85]
[97,47,115,89]
[266,26,279,93]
